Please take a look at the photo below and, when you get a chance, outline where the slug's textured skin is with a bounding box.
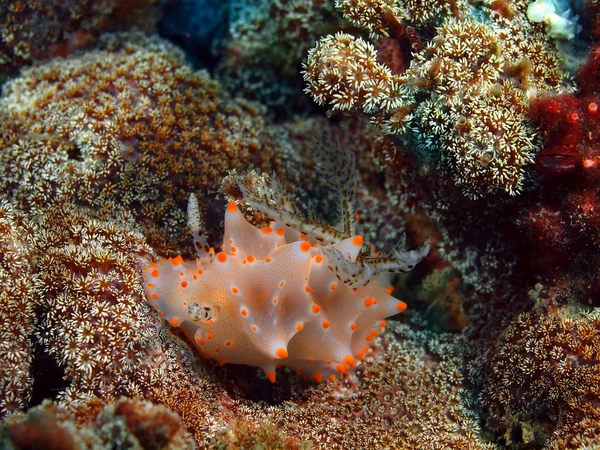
[143,201,407,382]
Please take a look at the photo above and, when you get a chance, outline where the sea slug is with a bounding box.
[143,145,429,382]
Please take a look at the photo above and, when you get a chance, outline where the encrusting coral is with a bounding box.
[0,202,35,415]
[483,287,600,449]
[216,320,496,449]
[0,33,279,253]
[33,202,155,405]
[0,0,164,72]
[2,398,194,449]
[303,0,572,198]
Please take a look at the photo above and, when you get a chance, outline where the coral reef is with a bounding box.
[2,0,600,448]
[0,0,164,72]
[213,0,340,114]
[304,2,571,198]
[483,288,600,449]
[0,202,35,415]
[0,33,278,253]
[2,315,494,449]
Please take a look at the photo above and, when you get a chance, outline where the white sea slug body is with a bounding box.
[143,196,428,382]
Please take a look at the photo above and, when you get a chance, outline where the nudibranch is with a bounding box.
[143,190,430,383]
[143,138,429,382]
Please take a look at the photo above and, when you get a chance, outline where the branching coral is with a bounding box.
[361,40,600,450]
[304,4,571,197]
